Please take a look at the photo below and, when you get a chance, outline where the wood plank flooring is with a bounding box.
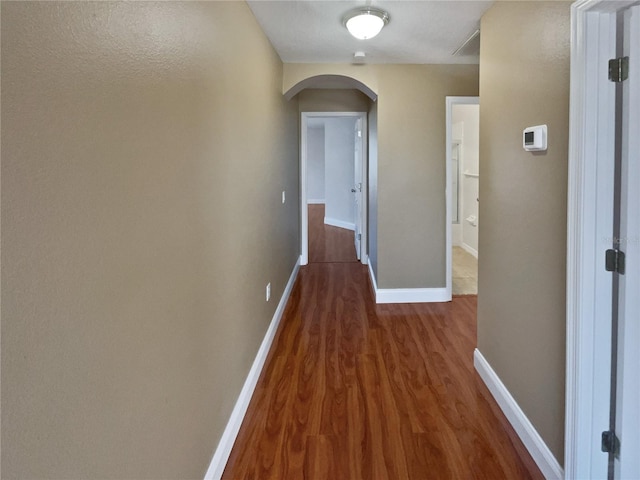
[308,204,358,264]
[222,261,544,479]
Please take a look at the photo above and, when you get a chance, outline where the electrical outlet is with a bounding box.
[266,283,271,302]
[282,191,286,204]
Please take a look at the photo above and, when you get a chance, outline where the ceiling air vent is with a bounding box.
[452,29,480,57]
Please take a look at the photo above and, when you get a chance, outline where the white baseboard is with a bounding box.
[473,349,563,480]
[204,258,301,480]
[376,287,449,303]
[324,217,355,231]
[461,242,478,259]
[367,260,449,304]
[307,199,325,205]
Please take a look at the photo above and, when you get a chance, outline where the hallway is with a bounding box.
[308,204,358,264]
[222,224,542,478]
[1,3,578,477]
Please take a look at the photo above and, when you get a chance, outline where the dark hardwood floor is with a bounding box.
[308,204,358,264]
[222,257,543,479]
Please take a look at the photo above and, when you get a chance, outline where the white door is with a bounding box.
[353,118,363,260]
[613,5,640,479]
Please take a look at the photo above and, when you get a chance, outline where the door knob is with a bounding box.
[351,188,357,193]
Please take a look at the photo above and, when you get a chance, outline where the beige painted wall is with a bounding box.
[286,64,479,288]
[298,88,371,113]
[376,65,479,288]
[477,1,571,464]
[284,64,380,99]
[1,2,299,478]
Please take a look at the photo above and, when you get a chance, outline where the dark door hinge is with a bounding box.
[609,56,629,82]
[605,249,626,274]
[602,430,620,455]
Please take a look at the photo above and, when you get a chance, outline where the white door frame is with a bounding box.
[353,117,364,260]
[616,7,640,478]
[445,96,479,300]
[300,112,368,265]
[566,1,639,478]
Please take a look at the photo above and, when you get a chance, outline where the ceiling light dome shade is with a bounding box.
[344,7,390,40]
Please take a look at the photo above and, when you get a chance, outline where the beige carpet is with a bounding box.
[453,246,477,295]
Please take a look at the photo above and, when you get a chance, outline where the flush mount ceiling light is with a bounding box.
[343,7,390,40]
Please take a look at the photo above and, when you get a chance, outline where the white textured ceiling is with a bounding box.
[247,1,494,64]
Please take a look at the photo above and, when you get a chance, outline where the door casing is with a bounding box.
[566,1,640,478]
[300,112,368,265]
[445,96,479,300]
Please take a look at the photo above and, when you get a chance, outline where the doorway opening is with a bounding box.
[300,112,368,266]
[446,97,480,297]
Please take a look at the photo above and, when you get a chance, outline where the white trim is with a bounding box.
[323,217,355,231]
[307,199,325,205]
[300,112,368,266]
[565,2,632,478]
[474,349,564,480]
[445,96,479,303]
[204,258,301,480]
[301,115,309,265]
[375,287,449,304]
[460,242,478,259]
[617,7,640,477]
[366,261,448,304]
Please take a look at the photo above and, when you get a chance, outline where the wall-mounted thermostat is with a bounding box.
[523,125,547,151]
